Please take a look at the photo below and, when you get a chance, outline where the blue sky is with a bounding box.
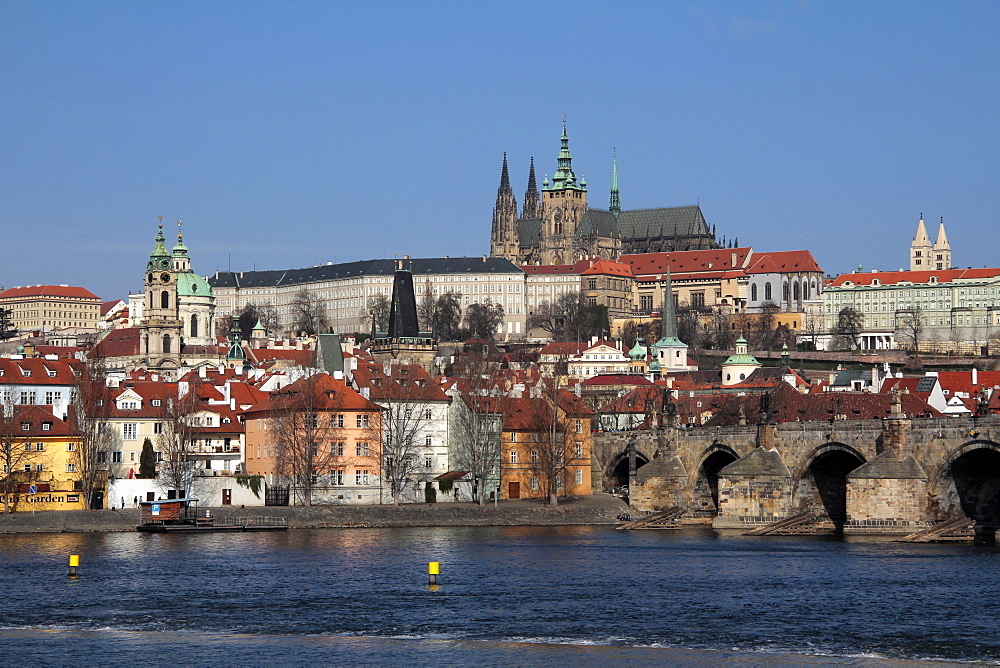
[2,1,998,300]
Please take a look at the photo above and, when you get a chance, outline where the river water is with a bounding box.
[0,526,997,665]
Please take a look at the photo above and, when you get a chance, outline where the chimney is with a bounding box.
[973,367,979,386]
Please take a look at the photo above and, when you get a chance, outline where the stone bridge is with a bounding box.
[593,414,1000,535]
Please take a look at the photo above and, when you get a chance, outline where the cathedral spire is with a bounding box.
[490,152,519,260]
[522,156,542,218]
[609,149,621,216]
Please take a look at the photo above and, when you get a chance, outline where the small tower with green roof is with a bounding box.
[651,267,689,375]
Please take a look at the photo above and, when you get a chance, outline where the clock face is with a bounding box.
[160,273,170,283]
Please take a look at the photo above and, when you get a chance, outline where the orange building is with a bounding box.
[500,391,593,501]
[242,373,384,505]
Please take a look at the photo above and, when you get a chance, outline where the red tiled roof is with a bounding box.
[242,373,382,418]
[580,260,633,277]
[745,250,823,274]
[581,374,653,387]
[621,248,753,277]
[0,285,100,300]
[829,267,1000,288]
[92,327,142,358]
[0,357,84,385]
[11,405,79,436]
[353,361,450,402]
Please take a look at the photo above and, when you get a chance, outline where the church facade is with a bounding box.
[490,122,722,265]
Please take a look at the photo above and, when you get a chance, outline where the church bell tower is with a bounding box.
[139,218,183,368]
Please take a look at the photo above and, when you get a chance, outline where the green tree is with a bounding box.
[431,291,463,341]
[139,437,157,479]
[464,302,505,340]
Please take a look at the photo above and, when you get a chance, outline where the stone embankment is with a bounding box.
[0,495,630,534]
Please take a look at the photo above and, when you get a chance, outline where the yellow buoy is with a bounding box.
[68,554,80,577]
[428,561,440,585]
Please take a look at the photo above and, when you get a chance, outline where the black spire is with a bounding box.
[522,157,542,218]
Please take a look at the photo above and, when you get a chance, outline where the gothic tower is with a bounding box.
[139,220,183,368]
[910,214,932,270]
[522,157,542,219]
[490,153,520,261]
[540,120,588,264]
[933,217,951,270]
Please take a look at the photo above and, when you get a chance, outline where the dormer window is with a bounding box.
[222,417,231,424]
[21,369,31,377]
[152,399,161,407]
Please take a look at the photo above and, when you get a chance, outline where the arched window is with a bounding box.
[751,284,758,301]
[803,282,810,300]
[191,314,199,338]
[161,291,169,309]
[782,282,789,302]
[764,283,772,301]
[793,281,800,302]
[163,334,171,354]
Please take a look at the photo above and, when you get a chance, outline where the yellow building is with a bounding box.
[0,284,101,332]
[0,405,89,512]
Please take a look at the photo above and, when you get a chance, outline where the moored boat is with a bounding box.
[137,497,288,532]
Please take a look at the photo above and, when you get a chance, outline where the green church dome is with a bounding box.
[176,272,213,297]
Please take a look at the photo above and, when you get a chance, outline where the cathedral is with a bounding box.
[490,122,721,265]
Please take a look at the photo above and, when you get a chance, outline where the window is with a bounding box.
[424,457,432,469]
[531,477,539,491]
[152,399,162,407]
[35,443,44,451]
[751,284,758,301]
[556,477,564,490]
[123,423,138,441]
[510,449,518,464]
[423,409,432,420]
[66,442,76,451]
[66,462,76,473]
[425,435,432,447]
[332,470,344,485]
[333,442,344,456]
[356,470,370,485]
[575,442,583,458]
[356,442,370,457]
[20,422,30,431]
[112,451,123,463]
[575,469,584,485]
[575,419,582,433]
[531,449,538,463]
[20,391,34,405]
[333,414,344,428]
[42,422,51,431]
[45,391,58,405]
[154,423,163,435]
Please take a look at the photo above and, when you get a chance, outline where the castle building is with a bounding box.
[490,121,721,265]
[910,214,951,271]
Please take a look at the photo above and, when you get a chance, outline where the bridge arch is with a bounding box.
[691,443,740,517]
[791,442,867,529]
[932,439,1000,524]
[608,450,651,489]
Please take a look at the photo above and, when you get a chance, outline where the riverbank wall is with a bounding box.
[0,496,630,534]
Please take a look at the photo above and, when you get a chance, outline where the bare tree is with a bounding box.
[801,311,824,350]
[70,354,111,510]
[464,301,505,340]
[417,278,435,332]
[271,373,351,506]
[0,397,43,513]
[895,306,923,353]
[365,294,391,334]
[621,320,639,350]
[431,291,463,341]
[291,289,328,336]
[157,384,201,499]
[361,363,440,505]
[836,307,863,350]
[528,291,586,341]
[450,349,504,505]
[528,377,585,506]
